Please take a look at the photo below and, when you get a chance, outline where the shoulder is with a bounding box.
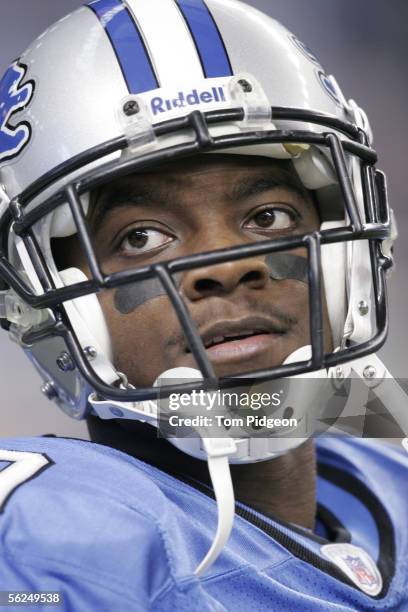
[316,436,408,544]
[0,436,187,601]
[316,436,408,477]
[0,435,170,513]
[0,434,187,529]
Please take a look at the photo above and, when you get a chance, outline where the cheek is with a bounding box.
[275,277,333,353]
[97,292,181,386]
[277,283,311,341]
[272,246,333,352]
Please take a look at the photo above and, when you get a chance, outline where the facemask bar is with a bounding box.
[0,107,392,404]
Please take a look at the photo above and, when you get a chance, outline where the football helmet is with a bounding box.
[0,0,404,575]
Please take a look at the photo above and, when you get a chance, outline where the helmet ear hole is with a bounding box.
[51,234,83,272]
[314,184,344,223]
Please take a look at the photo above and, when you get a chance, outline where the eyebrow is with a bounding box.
[88,169,307,232]
[231,172,306,202]
[88,183,168,233]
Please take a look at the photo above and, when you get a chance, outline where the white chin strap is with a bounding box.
[193,436,237,576]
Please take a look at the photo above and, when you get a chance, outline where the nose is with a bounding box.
[181,256,270,301]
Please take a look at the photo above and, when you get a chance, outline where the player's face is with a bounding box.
[65,155,333,386]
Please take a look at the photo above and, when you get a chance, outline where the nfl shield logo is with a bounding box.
[343,555,378,587]
[321,543,383,597]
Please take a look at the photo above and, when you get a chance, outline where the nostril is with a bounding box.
[241,270,265,284]
[186,261,269,299]
[194,278,224,294]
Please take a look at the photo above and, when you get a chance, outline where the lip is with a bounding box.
[185,315,287,363]
[205,332,278,363]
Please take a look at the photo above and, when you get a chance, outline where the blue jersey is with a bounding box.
[0,435,407,611]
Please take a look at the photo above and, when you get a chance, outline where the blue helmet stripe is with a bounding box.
[175,0,233,78]
[87,0,159,93]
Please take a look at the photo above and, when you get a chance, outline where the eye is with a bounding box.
[119,227,174,254]
[244,207,296,231]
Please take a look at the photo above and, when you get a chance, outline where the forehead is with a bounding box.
[92,154,308,210]
[121,154,301,189]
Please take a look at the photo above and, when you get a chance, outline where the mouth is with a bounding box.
[185,316,287,363]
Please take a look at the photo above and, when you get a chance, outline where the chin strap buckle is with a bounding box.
[201,436,237,458]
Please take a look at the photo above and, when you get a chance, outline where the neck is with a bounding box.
[230,442,316,529]
[87,415,317,530]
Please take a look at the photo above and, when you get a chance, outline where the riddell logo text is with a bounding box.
[150,87,226,115]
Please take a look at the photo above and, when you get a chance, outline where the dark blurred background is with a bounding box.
[0,0,406,437]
